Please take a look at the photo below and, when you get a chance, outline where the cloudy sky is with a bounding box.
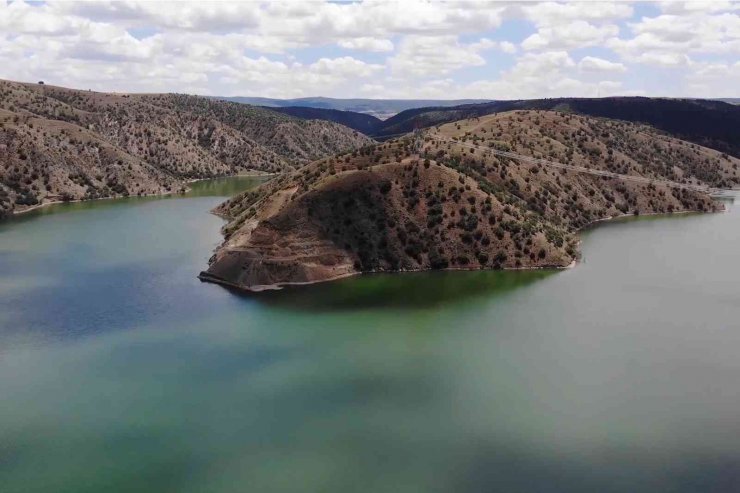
[1,0,738,99]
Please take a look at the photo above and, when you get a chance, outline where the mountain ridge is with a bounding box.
[244,96,740,158]
[217,96,492,119]
[374,97,740,158]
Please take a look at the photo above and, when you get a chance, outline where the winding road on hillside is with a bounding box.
[430,136,722,194]
[422,135,722,195]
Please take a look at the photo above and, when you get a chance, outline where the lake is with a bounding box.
[0,178,738,492]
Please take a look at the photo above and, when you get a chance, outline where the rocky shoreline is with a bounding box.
[6,172,278,218]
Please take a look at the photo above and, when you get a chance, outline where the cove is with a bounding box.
[0,178,739,493]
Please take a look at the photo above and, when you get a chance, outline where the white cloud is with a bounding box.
[0,0,737,99]
[389,35,493,77]
[309,57,383,78]
[518,1,628,54]
[337,37,394,52]
[0,0,84,35]
[54,0,505,45]
[609,11,740,66]
[522,21,619,51]
[684,61,740,96]
[53,2,262,32]
[522,1,633,27]
[384,35,517,81]
[659,1,738,15]
[359,83,386,97]
[450,51,632,99]
[462,51,580,98]
[499,41,517,54]
[578,56,627,73]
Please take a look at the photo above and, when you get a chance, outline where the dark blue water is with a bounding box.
[1,182,739,493]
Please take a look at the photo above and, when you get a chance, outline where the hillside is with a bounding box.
[372,97,740,157]
[262,96,740,157]
[0,80,372,216]
[256,93,740,157]
[200,110,739,291]
[267,106,382,135]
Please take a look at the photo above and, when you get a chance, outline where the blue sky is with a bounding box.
[1,1,738,98]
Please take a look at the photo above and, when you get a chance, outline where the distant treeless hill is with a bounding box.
[0,79,372,217]
[201,110,740,291]
[217,96,492,119]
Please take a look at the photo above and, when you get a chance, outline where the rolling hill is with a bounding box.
[373,97,740,158]
[255,97,740,158]
[0,80,372,217]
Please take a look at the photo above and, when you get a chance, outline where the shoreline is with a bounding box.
[5,171,734,291]
[577,206,726,233]
[198,259,575,293]
[185,171,276,185]
[201,202,731,293]
[8,172,276,218]
[11,188,182,216]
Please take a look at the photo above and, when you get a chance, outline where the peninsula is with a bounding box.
[201,111,739,290]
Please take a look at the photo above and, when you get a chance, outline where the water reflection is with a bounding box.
[2,174,270,224]
[2,184,740,493]
[186,175,271,197]
[248,269,556,311]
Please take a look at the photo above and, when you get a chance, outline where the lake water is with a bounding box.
[1,178,739,493]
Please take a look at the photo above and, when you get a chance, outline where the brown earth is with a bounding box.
[0,79,372,216]
[202,110,739,291]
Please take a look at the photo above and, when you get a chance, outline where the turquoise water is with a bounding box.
[0,180,739,492]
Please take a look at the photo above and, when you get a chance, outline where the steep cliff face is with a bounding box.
[0,80,372,215]
[202,111,737,291]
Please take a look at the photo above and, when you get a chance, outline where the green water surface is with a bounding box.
[0,178,738,492]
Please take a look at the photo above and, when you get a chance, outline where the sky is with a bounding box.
[0,0,738,99]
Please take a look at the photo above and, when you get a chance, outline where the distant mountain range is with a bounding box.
[216,96,491,119]
[237,97,740,158]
